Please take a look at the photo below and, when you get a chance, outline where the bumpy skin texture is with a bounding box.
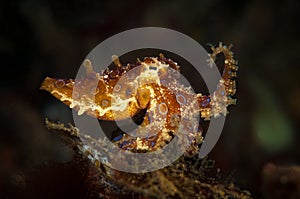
[40,43,238,156]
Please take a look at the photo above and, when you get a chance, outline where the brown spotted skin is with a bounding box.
[40,43,238,155]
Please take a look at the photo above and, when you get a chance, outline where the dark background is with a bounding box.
[1,0,299,198]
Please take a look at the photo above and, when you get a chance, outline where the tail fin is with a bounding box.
[198,43,238,120]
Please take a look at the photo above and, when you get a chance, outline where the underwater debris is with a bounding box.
[44,120,252,199]
[262,163,300,199]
